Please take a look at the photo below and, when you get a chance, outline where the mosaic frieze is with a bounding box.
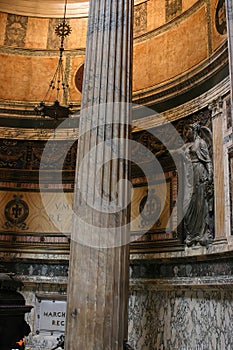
[47,18,65,50]
[0,139,77,171]
[166,0,182,22]
[0,261,68,278]
[0,110,210,172]
[4,14,28,47]
[134,1,147,35]
[130,257,233,279]
[0,139,28,169]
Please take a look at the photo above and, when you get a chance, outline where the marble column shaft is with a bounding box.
[65,0,133,349]
[209,98,226,240]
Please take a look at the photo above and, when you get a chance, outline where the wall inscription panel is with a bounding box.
[0,191,73,234]
[36,299,66,334]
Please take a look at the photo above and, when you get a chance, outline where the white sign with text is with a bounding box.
[36,299,66,334]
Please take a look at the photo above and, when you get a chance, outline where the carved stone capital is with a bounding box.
[208,96,224,119]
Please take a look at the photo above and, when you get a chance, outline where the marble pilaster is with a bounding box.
[209,97,226,241]
[65,0,133,349]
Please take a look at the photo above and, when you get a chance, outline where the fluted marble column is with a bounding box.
[65,0,133,349]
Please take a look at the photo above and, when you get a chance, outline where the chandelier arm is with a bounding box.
[60,59,70,104]
[43,59,61,102]
[56,58,63,101]
[34,0,73,120]
[63,0,68,22]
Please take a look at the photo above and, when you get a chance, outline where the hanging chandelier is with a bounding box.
[34,0,73,120]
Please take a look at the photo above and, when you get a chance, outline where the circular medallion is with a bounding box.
[215,0,227,35]
[4,195,29,226]
[139,189,161,225]
[75,64,84,93]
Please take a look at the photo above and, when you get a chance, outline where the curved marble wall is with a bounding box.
[128,287,233,349]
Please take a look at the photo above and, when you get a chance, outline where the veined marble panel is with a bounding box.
[128,288,233,349]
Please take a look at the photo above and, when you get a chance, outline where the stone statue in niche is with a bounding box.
[182,122,214,247]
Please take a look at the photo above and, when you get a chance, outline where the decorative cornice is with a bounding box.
[132,77,230,132]
[208,96,224,118]
[0,0,147,19]
[0,77,229,140]
[0,38,228,122]
[129,252,233,288]
[129,276,233,289]
[134,0,147,5]
[129,238,232,260]
[0,46,86,56]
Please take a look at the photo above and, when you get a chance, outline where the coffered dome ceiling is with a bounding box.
[0,0,145,17]
[0,0,90,18]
